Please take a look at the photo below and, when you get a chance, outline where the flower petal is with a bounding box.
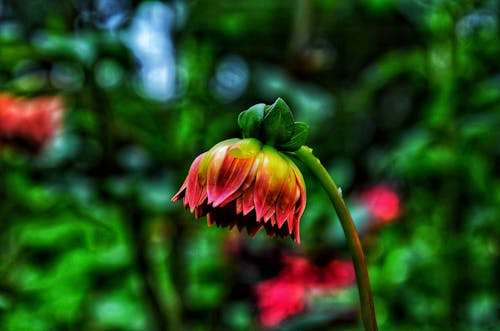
[287,185,301,235]
[242,185,256,216]
[206,142,235,205]
[275,166,299,229]
[292,211,301,244]
[240,151,263,215]
[236,197,243,215]
[290,164,306,243]
[211,154,246,206]
[171,178,187,202]
[184,153,208,212]
[194,203,208,219]
[253,146,289,222]
[212,140,261,207]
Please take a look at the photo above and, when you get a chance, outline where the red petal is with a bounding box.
[242,186,256,216]
[291,163,306,243]
[194,203,208,219]
[171,178,187,202]
[253,148,288,222]
[240,152,262,215]
[185,153,208,211]
[211,142,259,207]
[287,185,301,234]
[236,197,243,215]
[197,189,208,206]
[275,167,299,229]
[206,143,232,204]
[263,208,275,223]
[239,153,261,192]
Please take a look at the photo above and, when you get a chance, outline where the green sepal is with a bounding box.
[262,98,294,145]
[277,122,310,151]
[238,103,265,138]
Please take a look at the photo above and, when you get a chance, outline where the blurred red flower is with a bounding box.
[172,138,306,243]
[360,185,400,225]
[0,93,64,152]
[256,279,306,327]
[255,255,355,327]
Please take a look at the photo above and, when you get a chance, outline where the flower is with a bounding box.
[172,138,306,243]
[256,279,305,327]
[255,255,355,327]
[360,184,400,225]
[0,93,64,152]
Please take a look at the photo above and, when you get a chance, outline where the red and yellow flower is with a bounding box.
[172,138,306,243]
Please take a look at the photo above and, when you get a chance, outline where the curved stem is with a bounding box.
[293,146,378,331]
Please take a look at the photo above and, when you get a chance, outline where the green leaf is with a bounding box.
[262,97,294,145]
[277,122,309,151]
[238,103,265,138]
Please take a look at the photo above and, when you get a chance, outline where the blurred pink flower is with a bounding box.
[360,185,400,225]
[172,138,306,243]
[256,279,306,327]
[255,255,355,327]
[0,93,64,152]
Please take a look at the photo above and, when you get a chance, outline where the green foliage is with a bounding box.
[1,0,499,331]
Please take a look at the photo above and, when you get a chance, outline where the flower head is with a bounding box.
[172,138,306,243]
[0,93,64,152]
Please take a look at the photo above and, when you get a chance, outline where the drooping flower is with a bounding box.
[172,138,306,243]
[0,93,64,152]
[255,255,355,327]
[360,184,400,225]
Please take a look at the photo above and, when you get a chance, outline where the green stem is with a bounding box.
[293,146,378,331]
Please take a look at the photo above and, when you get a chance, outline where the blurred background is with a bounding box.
[0,0,499,330]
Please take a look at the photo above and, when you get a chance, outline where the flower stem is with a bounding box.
[293,146,378,331]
